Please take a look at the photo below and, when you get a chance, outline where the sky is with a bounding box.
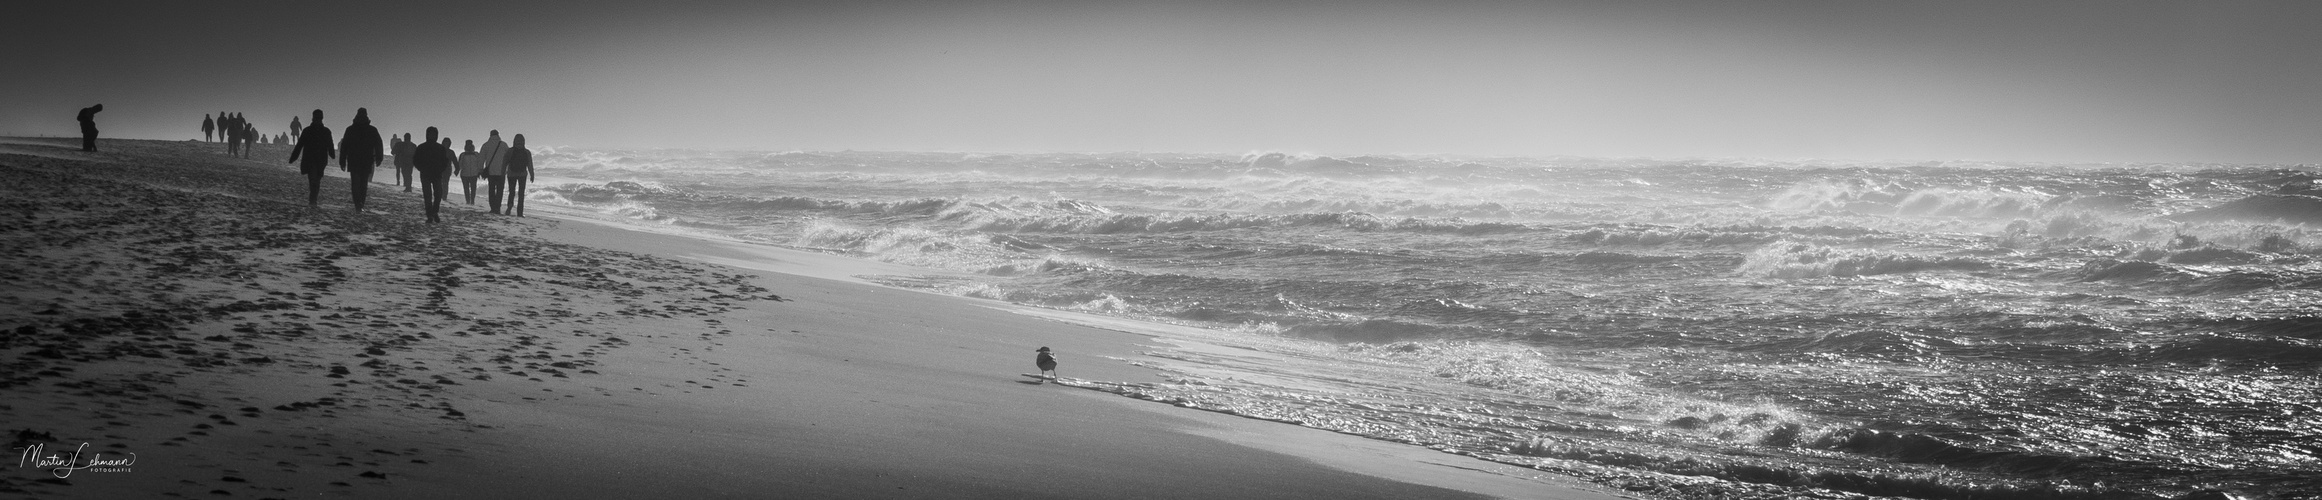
[5,0,2320,163]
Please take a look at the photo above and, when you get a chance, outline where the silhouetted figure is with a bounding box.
[246,123,259,158]
[223,113,240,155]
[392,134,416,192]
[231,113,249,157]
[435,138,454,205]
[290,116,301,138]
[338,108,385,213]
[287,110,335,208]
[458,139,481,204]
[480,130,509,214]
[77,104,103,152]
[1035,346,1059,381]
[506,134,533,217]
[235,114,248,152]
[202,114,214,142]
[413,128,454,223]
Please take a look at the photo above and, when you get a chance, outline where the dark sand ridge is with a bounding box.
[0,137,1625,499]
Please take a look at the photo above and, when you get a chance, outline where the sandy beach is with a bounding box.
[1,138,1626,499]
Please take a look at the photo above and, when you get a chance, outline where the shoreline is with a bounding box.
[1,138,1625,499]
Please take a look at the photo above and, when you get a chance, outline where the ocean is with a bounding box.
[524,148,2321,499]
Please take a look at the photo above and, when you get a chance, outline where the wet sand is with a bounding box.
[1,138,1626,499]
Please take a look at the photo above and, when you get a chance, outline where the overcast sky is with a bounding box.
[6,0,2319,163]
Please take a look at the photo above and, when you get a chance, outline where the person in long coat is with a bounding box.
[337,108,385,212]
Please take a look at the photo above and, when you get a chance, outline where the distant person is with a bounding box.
[435,138,454,205]
[1035,346,1058,381]
[230,114,246,157]
[290,116,301,138]
[338,108,385,213]
[76,104,102,152]
[224,116,239,155]
[392,133,416,192]
[287,109,335,208]
[202,114,215,142]
[505,133,534,217]
[479,130,509,214]
[457,139,481,205]
[235,113,249,154]
[412,127,455,223]
[243,122,259,158]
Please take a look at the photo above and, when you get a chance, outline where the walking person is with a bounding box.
[238,114,251,157]
[290,115,301,139]
[434,138,454,205]
[479,130,509,214]
[1035,347,1059,382]
[286,110,335,208]
[338,108,385,213]
[413,128,454,223]
[76,104,103,152]
[202,114,215,142]
[244,123,259,158]
[457,139,482,204]
[224,113,240,156]
[392,133,416,192]
[233,114,247,156]
[505,133,534,217]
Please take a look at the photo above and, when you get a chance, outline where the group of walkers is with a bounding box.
[201,112,265,158]
[278,108,535,223]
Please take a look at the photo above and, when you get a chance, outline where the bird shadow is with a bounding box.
[1013,380,1048,386]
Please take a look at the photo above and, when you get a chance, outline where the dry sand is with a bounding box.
[2,138,1628,499]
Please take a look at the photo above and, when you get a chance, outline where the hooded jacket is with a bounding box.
[338,111,384,169]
